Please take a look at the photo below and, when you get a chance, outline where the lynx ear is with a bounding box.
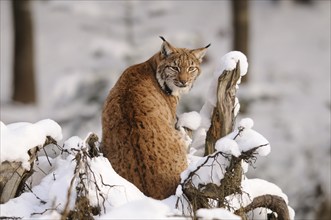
[191,43,211,62]
[160,36,176,58]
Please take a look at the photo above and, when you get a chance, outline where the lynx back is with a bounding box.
[102,37,209,199]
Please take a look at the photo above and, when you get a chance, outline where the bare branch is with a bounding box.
[235,194,290,220]
[0,217,22,220]
[31,203,61,216]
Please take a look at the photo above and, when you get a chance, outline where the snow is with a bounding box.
[215,137,241,157]
[207,51,248,107]
[0,117,285,218]
[194,117,270,159]
[195,51,248,136]
[0,119,62,169]
[1,1,330,219]
[242,178,289,204]
[177,111,201,130]
[86,156,145,207]
[100,198,171,219]
[63,136,83,151]
[198,102,214,130]
[233,178,296,220]
[217,51,248,77]
[239,117,254,129]
[0,133,147,219]
[196,208,241,220]
[175,185,183,197]
[180,151,229,187]
[179,117,271,191]
[228,118,271,156]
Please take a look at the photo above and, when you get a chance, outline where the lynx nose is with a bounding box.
[178,80,188,87]
[178,74,188,87]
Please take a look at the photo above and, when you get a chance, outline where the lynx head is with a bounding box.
[156,36,210,97]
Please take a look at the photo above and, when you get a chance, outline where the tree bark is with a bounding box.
[0,147,37,204]
[204,62,241,155]
[12,0,36,104]
[232,0,249,83]
[0,137,56,204]
[235,194,290,220]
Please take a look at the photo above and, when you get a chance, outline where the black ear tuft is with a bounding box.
[160,37,175,58]
[205,43,211,49]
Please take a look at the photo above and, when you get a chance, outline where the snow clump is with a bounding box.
[0,119,62,169]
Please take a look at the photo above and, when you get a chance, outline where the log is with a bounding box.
[0,161,27,203]
[0,136,56,204]
[0,147,37,204]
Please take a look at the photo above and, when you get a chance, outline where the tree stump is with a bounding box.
[181,59,291,220]
[0,137,56,204]
[0,147,37,204]
[205,61,241,155]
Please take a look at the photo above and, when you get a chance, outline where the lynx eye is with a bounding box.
[188,66,197,72]
[169,66,180,72]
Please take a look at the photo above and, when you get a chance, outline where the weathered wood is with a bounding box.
[0,137,56,204]
[235,194,290,220]
[0,161,26,204]
[205,61,241,155]
[0,147,37,204]
[180,61,249,217]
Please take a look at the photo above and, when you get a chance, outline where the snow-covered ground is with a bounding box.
[1,0,330,219]
[1,53,296,219]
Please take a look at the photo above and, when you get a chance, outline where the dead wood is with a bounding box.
[235,194,290,220]
[205,61,241,156]
[181,59,291,220]
[61,132,102,220]
[0,161,27,204]
[0,136,56,204]
[180,62,243,217]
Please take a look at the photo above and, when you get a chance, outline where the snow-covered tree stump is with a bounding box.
[0,161,30,204]
[0,119,62,204]
[205,61,240,155]
[0,138,53,204]
[179,52,291,220]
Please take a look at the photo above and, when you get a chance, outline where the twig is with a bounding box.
[99,174,116,189]
[61,152,81,220]
[42,146,52,167]
[23,182,46,204]
[0,217,22,220]
[31,203,61,216]
[233,126,245,140]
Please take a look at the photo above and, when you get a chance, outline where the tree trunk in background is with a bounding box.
[232,0,249,83]
[12,0,36,104]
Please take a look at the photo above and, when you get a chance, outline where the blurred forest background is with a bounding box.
[0,0,330,219]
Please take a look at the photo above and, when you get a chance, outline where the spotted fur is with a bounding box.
[101,37,209,199]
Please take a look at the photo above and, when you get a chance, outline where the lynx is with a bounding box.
[102,37,209,199]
